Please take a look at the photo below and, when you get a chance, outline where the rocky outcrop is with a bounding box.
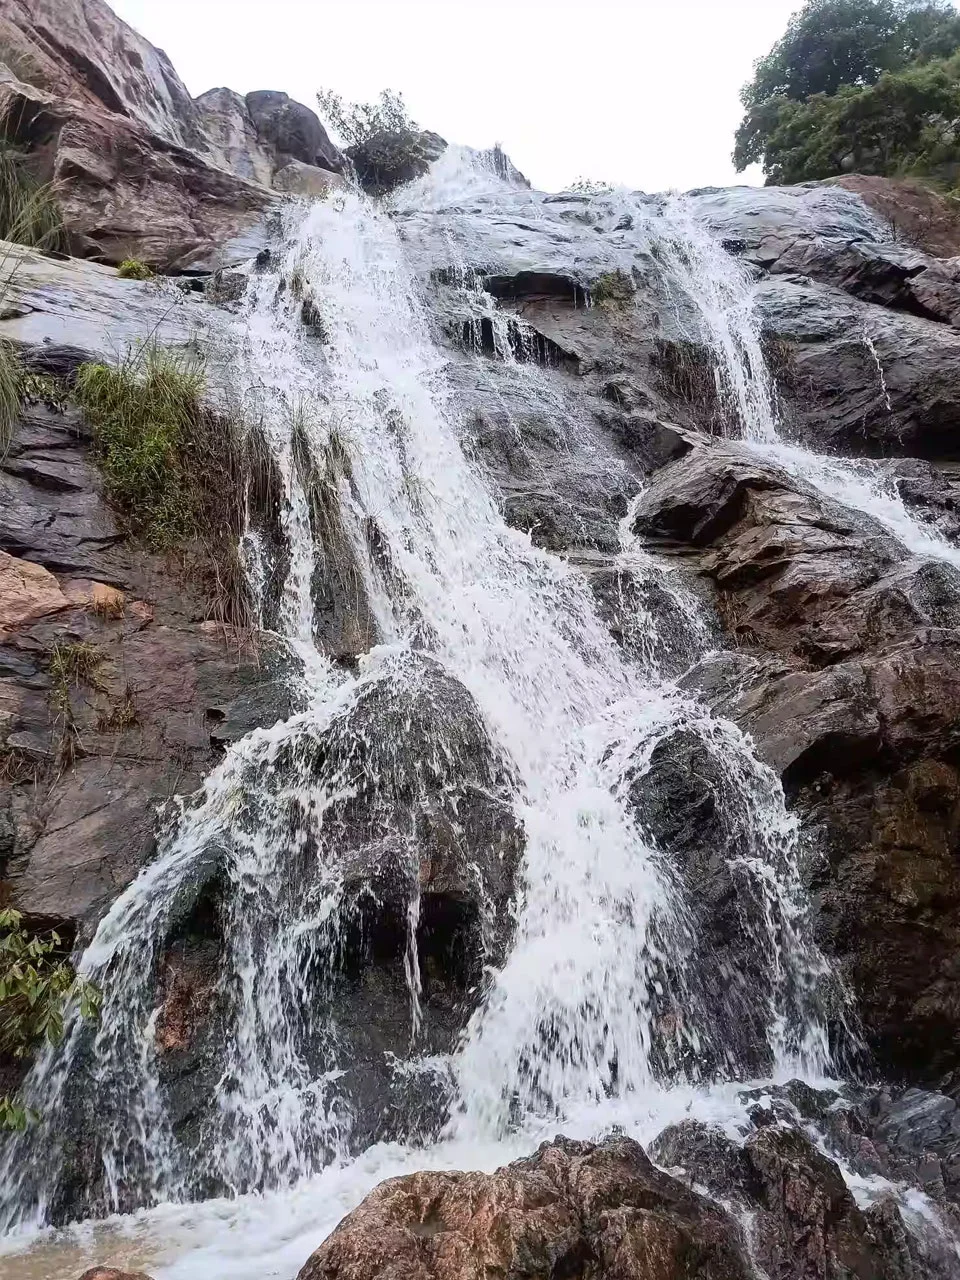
[299,1119,959,1280]
[77,1270,155,1280]
[0,0,345,266]
[631,443,960,1085]
[299,1136,754,1280]
[0,396,294,936]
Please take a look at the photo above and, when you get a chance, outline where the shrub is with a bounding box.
[76,347,206,550]
[316,87,443,194]
[116,258,154,281]
[0,907,100,1131]
[569,177,615,195]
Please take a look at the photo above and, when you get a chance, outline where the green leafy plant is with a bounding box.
[0,907,100,1131]
[116,258,154,281]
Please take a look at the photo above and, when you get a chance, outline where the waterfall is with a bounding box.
[0,164,872,1275]
[653,193,960,570]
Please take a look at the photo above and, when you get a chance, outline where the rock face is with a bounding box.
[300,1137,754,1280]
[300,1118,959,1280]
[630,442,960,1084]
[0,399,294,937]
[0,0,345,265]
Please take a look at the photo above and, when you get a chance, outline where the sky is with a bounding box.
[108,0,809,194]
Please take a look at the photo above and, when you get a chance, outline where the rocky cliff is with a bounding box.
[0,0,347,266]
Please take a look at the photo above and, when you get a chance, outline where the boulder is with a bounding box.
[298,1136,753,1280]
[77,1270,155,1280]
[245,90,344,174]
[0,550,70,631]
[652,1119,954,1280]
[348,129,446,195]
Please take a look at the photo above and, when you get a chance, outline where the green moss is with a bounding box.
[591,270,636,307]
[116,258,154,281]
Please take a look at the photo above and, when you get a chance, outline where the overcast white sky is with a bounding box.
[109,0,810,193]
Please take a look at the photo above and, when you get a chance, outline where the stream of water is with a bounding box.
[1,155,957,1278]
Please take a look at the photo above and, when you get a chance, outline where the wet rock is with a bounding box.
[627,726,787,1077]
[635,442,960,1086]
[652,1120,929,1280]
[757,276,960,460]
[633,443,960,665]
[77,1270,155,1280]
[298,1135,753,1280]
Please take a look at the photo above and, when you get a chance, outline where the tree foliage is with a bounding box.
[0,908,99,1130]
[735,0,960,181]
[315,88,443,195]
[315,88,414,149]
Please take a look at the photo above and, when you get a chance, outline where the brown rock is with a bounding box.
[77,1269,155,1280]
[0,0,344,265]
[0,549,70,631]
[635,442,960,1085]
[829,175,960,258]
[298,1136,752,1280]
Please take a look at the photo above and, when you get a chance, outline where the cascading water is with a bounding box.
[652,193,960,569]
[1,155,941,1278]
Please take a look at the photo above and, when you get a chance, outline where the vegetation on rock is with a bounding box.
[316,87,444,194]
[75,346,266,624]
[0,143,64,251]
[736,0,960,185]
[116,258,154,281]
[0,908,99,1131]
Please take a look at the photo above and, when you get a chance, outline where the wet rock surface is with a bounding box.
[631,442,960,1086]
[299,1136,754,1280]
[0,395,294,940]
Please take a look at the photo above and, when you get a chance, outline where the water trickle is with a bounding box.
[650,192,960,569]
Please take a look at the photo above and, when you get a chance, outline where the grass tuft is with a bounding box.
[116,258,154,281]
[0,144,64,252]
[76,344,274,626]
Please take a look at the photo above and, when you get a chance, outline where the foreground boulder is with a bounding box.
[299,1125,959,1280]
[299,1136,753,1280]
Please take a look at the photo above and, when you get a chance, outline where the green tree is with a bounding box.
[0,908,99,1130]
[735,0,960,178]
[747,52,960,183]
